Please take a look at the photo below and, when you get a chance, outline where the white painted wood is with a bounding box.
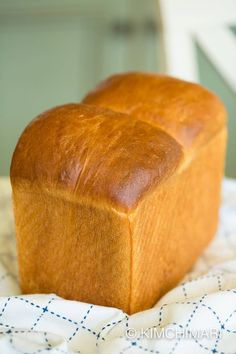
[161,29,198,82]
[196,28,236,93]
[158,0,236,92]
[159,0,236,30]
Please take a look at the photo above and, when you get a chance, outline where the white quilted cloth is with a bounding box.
[0,177,236,354]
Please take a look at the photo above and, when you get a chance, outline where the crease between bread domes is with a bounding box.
[83,71,226,152]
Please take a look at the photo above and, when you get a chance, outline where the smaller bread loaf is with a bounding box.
[10,72,227,314]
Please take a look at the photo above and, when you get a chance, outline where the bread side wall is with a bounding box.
[12,189,132,312]
[130,128,227,313]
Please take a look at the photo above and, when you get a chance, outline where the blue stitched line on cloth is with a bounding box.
[68,304,93,341]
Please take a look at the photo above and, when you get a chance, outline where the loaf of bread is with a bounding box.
[10,72,227,314]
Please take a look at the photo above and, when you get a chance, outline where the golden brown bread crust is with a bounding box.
[83,72,226,151]
[11,103,182,211]
[130,128,226,312]
[10,72,227,314]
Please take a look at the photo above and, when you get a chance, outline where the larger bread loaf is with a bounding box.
[10,72,227,314]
